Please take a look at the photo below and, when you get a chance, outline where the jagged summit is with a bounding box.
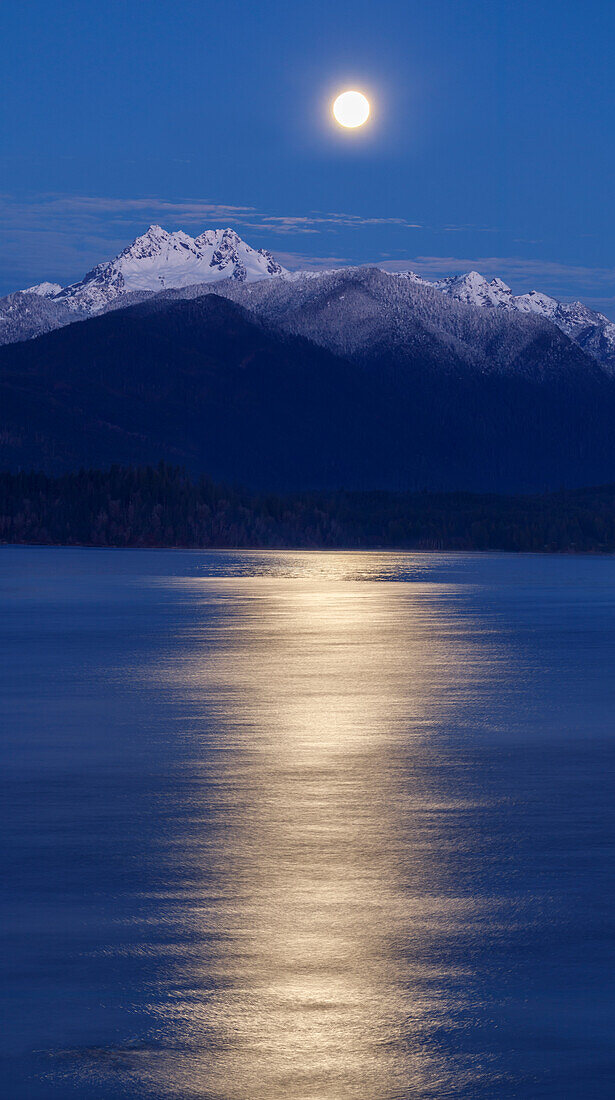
[24,281,63,298]
[432,270,517,308]
[45,226,286,314]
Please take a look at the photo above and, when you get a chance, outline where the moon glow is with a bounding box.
[333,90,370,128]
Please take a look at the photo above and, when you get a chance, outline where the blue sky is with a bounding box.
[2,0,615,312]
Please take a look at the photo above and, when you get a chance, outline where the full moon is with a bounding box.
[332,90,370,128]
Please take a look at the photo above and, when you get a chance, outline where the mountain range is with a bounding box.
[412,269,615,373]
[2,225,615,492]
[2,225,614,374]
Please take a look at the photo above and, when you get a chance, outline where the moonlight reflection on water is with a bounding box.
[2,550,614,1099]
[124,569,495,1098]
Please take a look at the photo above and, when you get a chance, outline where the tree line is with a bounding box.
[1,464,615,552]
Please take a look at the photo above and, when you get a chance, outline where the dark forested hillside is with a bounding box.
[3,290,615,493]
[2,465,615,552]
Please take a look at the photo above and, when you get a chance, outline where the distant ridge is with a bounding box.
[395,268,615,374]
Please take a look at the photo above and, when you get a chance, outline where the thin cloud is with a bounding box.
[273,250,351,270]
[241,212,423,234]
[0,193,255,220]
[0,194,423,235]
[379,255,615,294]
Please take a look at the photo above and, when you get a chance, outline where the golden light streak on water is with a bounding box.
[127,558,491,1099]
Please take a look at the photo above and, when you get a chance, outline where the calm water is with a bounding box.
[1,548,615,1099]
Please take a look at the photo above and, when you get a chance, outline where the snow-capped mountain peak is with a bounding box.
[194,227,239,250]
[514,290,559,315]
[24,281,64,298]
[119,224,186,257]
[48,226,286,314]
[393,268,518,309]
[431,270,515,308]
[196,227,286,278]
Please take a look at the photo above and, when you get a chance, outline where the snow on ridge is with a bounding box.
[386,266,615,361]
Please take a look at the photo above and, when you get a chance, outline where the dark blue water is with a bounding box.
[1,548,614,1099]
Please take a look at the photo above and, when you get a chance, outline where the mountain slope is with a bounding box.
[0,295,374,488]
[2,290,615,492]
[403,269,615,373]
[210,266,609,383]
[0,291,82,347]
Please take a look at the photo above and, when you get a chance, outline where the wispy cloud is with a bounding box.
[239,212,423,234]
[272,250,351,270]
[0,194,423,236]
[0,193,255,224]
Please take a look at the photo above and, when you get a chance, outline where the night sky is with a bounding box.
[2,0,614,313]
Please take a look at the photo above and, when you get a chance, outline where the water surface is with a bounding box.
[1,548,614,1098]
